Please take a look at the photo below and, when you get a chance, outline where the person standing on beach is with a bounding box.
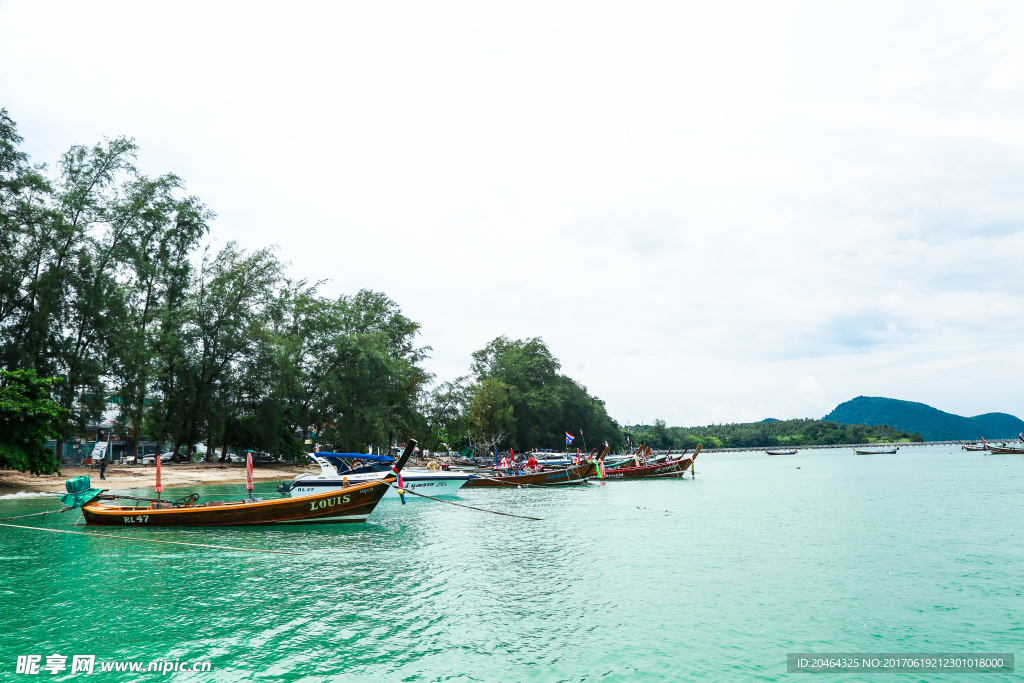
[99,457,107,480]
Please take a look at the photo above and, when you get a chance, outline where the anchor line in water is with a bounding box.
[385,482,543,520]
[0,507,69,522]
[468,474,589,489]
[0,522,307,556]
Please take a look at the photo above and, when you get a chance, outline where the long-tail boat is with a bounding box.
[603,445,701,479]
[462,461,595,487]
[71,442,418,527]
[766,449,797,456]
[988,444,1024,454]
[853,447,899,454]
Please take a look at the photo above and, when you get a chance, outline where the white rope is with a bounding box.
[0,522,306,555]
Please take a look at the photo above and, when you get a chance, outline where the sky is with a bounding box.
[2,0,1023,427]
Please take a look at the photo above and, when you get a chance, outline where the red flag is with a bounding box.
[245,452,254,491]
[155,452,163,494]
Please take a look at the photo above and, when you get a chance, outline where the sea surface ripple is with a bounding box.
[0,446,1020,681]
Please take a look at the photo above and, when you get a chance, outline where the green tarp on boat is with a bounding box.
[59,475,103,509]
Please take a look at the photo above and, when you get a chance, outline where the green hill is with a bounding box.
[823,396,1024,441]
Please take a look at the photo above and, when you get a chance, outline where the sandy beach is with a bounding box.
[0,462,317,495]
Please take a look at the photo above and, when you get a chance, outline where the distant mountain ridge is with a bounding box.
[824,396,1024,441]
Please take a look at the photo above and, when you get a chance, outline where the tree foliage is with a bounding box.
[0,369,65,473]
[624,417,924,450]
[0,109,430,462]
[422,336,623,453]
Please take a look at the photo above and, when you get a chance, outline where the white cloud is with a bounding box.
[2,0,1024,425]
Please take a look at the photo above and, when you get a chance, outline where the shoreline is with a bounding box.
[0,463,317,495]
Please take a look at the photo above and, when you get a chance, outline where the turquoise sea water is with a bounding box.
[0,446,1020,682]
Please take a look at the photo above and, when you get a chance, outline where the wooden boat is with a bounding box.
[853,447,898,455]
[462,462,595,487]
[80,442,417,527]
[988,444,1024,454]
[604,446,701,479]
[766,449,797,456]
[962,443,987,451]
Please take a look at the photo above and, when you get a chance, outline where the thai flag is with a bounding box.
[565,432,575,444]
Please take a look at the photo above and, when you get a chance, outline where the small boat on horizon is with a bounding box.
[853,447,899,455]
[988,445,1024,454]
[766,449,797,456]
[987,434,1024,454]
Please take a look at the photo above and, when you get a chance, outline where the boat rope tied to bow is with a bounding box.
[384,481,542,520]
[0,507,70,522]
[470,475,585,489]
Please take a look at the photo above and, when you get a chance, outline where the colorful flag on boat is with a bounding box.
[245,452,254,491]
[565,432,575,444]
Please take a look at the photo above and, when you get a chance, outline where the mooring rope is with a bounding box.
[0,507,70,522]
[469,474,590,489]
[0,522,307,556]
[385,482,543,520]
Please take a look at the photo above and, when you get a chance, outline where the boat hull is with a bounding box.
[989,446,1024,454]
[463,462,595,487]
[604,456,694,479]
[289,474,468,499]
[82,479,390,527]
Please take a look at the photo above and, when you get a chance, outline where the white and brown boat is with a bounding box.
[604,445,701,479]
[462,461,596,487]
[76,442,417,527]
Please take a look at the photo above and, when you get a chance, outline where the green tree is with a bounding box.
[469,336,623,451]
[466,378,515,455]
[0,369,65,474]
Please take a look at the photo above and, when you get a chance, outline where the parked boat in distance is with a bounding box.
[988,434,1024,454]
[766,449,797,456]
[463,461,595,487]
[988,444,1024,454]
[603,447,700,479]
[853,447,899,455]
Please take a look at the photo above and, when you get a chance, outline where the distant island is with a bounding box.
[624,396,1024,450]
[624,418,922,450]
[824,396,1024,442]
